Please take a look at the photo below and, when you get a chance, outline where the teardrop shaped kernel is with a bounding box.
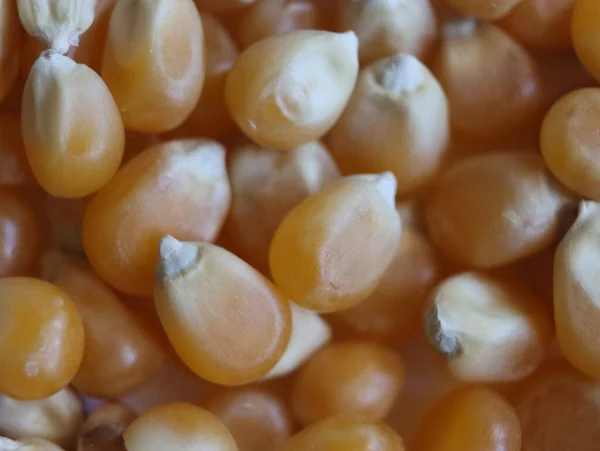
[291,341,406,426]
[82,139,231,297]
[269,172,402,313]
[203,387,293,451]
[170,12,238,141]
[498,0,575,50]
[77,403,136,451]
[281,416,405,451]
[262,302,331,380]
[226,141,340,275]
[0,387,83,449]
[442,0,522,20]
[337,0,437,64]
[22,50,125,199]
[238,0,324,49]
[41,251,163,398]
[509,360,600,451]
[412,386,521,451]
[124,403,238,451]
[155,237,292,385]
[572,0,600,83]
[433,20,542,140]
[331,226,440,342]
[328,53,449,197]
[0,277,85,401]
[0,0,22,103]
[0,189,42,277]
[0,116,32,187]
[425,151,575,268]
[225,30,359,151]
[553,201,600,379]
[101,0,204,133]
[540,88,600,200]
[17,0,95,54]
[424,272,552,382]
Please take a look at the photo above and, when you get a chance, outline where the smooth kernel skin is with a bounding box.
[238,0,324,49]
[226,141,340,275]
[172,13,238,141]
[442,0,523,19]
[425,272,552,382]
[22,51,125,198]
[124,403,238,451]
[338,0,437,64]
[541,88,600,200]
[434,21,542,140]
[573,0,600,83]
[0,388,83,449]
[291,341,405,425]
[425,151,573,268]
[204,387,293,451]
[332,226,440,342]
[226,30,359,151]
[554,202,600,379]
[499,0,575,50]
[0,0,21,103]
[82,139,231,297]
[328,54,449,196]
[155,240,292,385]
[0,277,84,400]
[102,0,205,133]
[413,386,521,451]
[269,174,401,312]
[43,252,163,398]
[510,361,600,451]
[0,116,33,186]
[0,189,41,277]
[281,416,405,451]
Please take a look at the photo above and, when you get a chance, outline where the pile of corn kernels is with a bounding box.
[1,0,599,449]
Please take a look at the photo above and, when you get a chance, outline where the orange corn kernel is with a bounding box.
[226,141,340,275]
[509,361,600,451]
[172,13,238,141]
[77,403,136,451]
[0,277,84,400]
[328,53,449,196]
[82,139,231,297]
[554,201,600,379]
[0,189,41,277]
[425,151,574,268]
[123,403,237,451]
[0,387,83,449]
[42,251,163,398]
[425,272,552,382]
[433,20,542,140]
[442,0,522,20]
[291,341,405,425]
[0,116,33,187]
[270,173,401,312]
[499,0,575,50]
[413,386,521,451]
[155,237,292,385]
[541,88,600,200]
[337,0,436,64]
[572,0,600,83]
[203,387,293,451]
[22,51,125,198]
[101,0,205,133]
[332,226,440,342]
[282,416,405,451]
[0,0,21,103]
[238,0,324,49]
[225,30,359,151]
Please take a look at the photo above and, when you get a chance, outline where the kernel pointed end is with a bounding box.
[158,236,199,278]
